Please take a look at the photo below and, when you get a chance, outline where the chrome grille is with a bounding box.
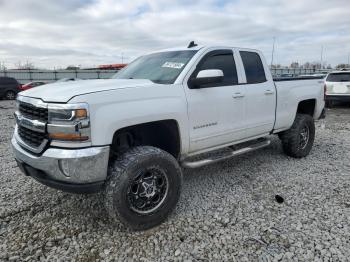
[19,102,48,122]
[18,125,47,148]
[16,97,49,153]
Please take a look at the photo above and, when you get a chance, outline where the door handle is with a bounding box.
[264,90,274,95]
[232,92,245,98]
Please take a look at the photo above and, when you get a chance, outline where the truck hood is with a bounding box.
[19,79,154,103]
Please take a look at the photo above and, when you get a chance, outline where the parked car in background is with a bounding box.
[325,70,350,107]
[20,81,47,91]
[56,78,81,82]
[313,73,328,78]
[299,74,327,79]
[0,77,21,100]
[276,73,295,78]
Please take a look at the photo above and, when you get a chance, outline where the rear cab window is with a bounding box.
[240,51,267,84]
[326,73,350,82]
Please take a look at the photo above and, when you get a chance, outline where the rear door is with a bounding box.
[238,50,276,137]
[184,49,246,153]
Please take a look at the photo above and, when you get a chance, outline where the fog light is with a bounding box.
[59,159,71,177]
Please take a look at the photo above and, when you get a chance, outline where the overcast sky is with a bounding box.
[0,0,349,69]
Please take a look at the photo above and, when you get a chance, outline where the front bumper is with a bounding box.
[16,161,105,194]
[12,136,110,193]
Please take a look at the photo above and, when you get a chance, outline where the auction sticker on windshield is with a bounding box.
[162,62,185,69]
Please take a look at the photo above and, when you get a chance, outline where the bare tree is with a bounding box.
[336,64,350,69]
[290,62,299,68]
[303,62,311,69]
[15,61,36,70]
[0,61,7,70]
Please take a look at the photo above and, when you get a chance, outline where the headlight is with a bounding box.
[49,108,88,122]
[47,103,91,145]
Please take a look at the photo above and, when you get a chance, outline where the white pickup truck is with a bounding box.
[12,43,325,230]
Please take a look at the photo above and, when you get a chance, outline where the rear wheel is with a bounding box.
[104,146,182,230]
[5,91,16,100]
[279,114,315,158]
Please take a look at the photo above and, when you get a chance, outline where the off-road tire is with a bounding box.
[5,91,16,100]
[280,114,315,158]
[104,146,182,230]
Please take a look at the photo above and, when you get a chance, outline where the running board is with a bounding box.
[181,139,271,169]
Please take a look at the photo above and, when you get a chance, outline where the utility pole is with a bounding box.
[320,46,324,69]
[121,52,124,64]
[270,36,276,68]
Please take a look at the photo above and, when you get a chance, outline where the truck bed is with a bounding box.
[273,78,325,132]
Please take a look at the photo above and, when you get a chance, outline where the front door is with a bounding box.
[184,49,246,153]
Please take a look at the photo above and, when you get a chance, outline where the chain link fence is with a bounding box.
[270,68,331,77]
[1,68,331,84]
[0,69,119,84]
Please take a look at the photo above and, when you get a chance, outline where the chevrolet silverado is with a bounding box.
[12,43,325,230]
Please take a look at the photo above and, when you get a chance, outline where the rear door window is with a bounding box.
[240,51,267,84]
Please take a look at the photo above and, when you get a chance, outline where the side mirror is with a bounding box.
[190,69,224,88]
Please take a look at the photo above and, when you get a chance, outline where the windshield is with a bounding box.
[112,50,197,84]
[326,73,350,82]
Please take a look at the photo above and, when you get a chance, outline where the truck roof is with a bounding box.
[151,45,261,54]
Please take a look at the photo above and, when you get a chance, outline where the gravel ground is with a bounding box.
[1,100,350,261]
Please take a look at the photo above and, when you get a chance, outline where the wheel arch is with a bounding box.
[110,119,181,159]
[296,99,316,117]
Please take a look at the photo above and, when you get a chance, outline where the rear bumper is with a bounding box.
[12,136,110,193]
[326,95,350,102]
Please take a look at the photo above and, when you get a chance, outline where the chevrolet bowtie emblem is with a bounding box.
[15,111,46,133]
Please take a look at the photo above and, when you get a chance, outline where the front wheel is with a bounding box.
[104,146,182,230]
[5,91,16,100]
[279,114,315,158]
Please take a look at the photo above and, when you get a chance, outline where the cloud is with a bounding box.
[0,0,349,68]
